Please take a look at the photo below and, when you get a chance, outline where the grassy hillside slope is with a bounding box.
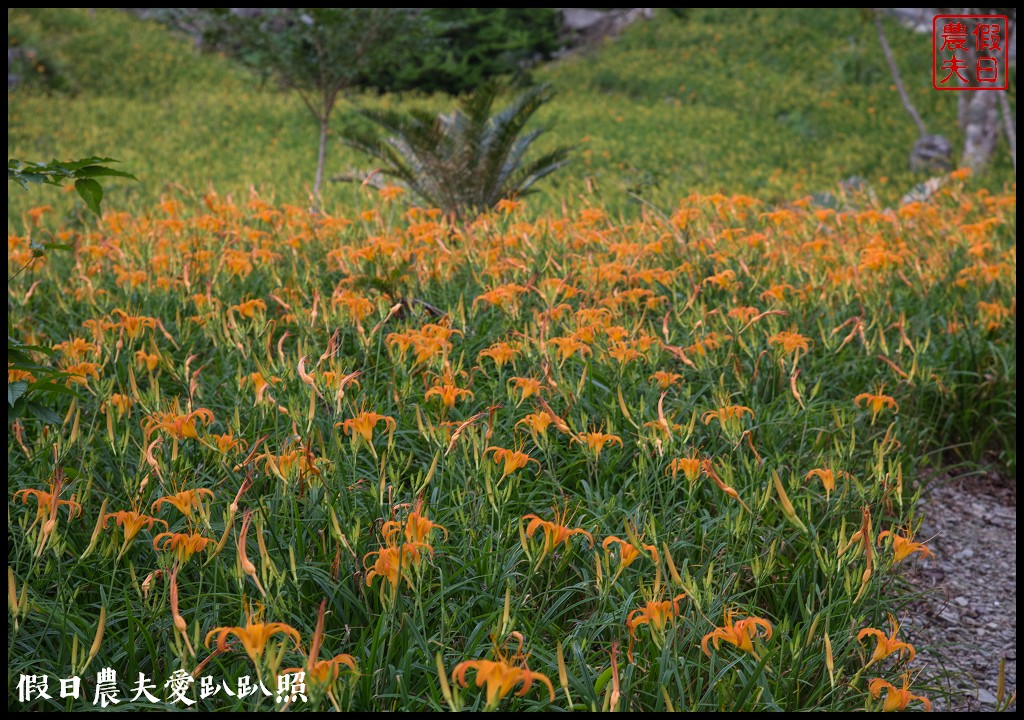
[8,8,1016,219]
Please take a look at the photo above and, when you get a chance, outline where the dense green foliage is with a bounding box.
[384,9,562,95]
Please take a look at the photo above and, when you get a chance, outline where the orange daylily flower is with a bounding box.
[603,532,659,574]
[509,377,545,402]
[858,615,916,666]
[425,380,474,409]
[381,502,448,545]
[649,370,683,390]
[452,633,555,710]
[868,674,932,712]
[572,431,623,458]
[363,541,432,590]
[855,389,899,423]
[153,531,213,564]
[212,431,248,455]
[516,411,555,437]
[485,445,541,481]
[229,298,267,320]
[877,527,934,564]
[478,342,520,370]
[805,468,843,499]
[627,594,687,663]
[667,457,703,484]
[62,361,102,388]
[108,309,159,340]
[106,393,134,419]
[151,488,214,517]
[205,615,302,668]
[548,335,592,363]
[701,609,773,658]
[135,349,161,372]
[768,330,811,356]
[336,411,396,444]
[14,472,83,557]
[522,506,594,567]
[144,407,215,440]
[104,510,167,560]
[282,601,356,708]
[14,485,83,524]
[241,371,282,406]
[702,404,755,428]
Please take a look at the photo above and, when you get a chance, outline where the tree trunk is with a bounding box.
[998,89,1016,172]
[958,87,1002,172]
[956,14,1006,173]
[313,117,329,203]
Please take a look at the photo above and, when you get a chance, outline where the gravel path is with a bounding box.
[903,472,1016,711]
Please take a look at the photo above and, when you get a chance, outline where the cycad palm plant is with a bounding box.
[341,83,570,217]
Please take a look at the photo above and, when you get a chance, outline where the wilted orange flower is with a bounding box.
[858,615,916,666]
[627,594,687,662]
[855,389,898,423]
[486,445,541,480]
[868,674,931,712]
[153,531,213,563]
[701,609,773,658]
[452,633,555,710]
[572,431,623,458]
[877,527,934,564]
[336,411,396,444]
[522,506,594,567]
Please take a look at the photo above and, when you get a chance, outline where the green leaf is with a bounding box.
[75,165,138,181]
[27,401,62,424]
[8,397,27,421]
[75,178,104,216]
[8,381,29,407]
[43,243,75,253]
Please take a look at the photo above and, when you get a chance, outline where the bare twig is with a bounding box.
[874,10,929,137]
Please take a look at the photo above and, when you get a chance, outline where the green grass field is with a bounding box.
[7,7,1017,712]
